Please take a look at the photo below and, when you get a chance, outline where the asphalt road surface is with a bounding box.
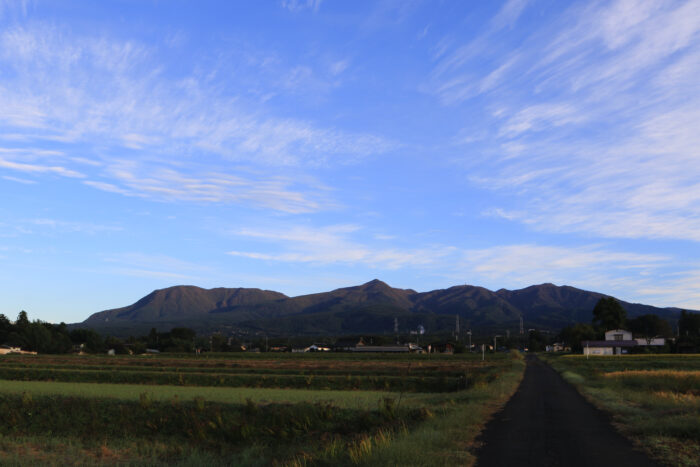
[475,355,659,467]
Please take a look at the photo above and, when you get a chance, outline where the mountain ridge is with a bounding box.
[76,281,689,336]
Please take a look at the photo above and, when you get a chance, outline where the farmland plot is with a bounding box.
[0,352,524,466]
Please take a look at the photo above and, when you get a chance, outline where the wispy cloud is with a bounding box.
[438,0,700,242]
[0,0,31,20]
[101,253,211,282]
[27,218,122,235]
[83,159,330,213]
[0,217,120,239]
[429,0,533,104]
[459,244,667,285]
[0,157,84,178]
[226,223,700,307]
[3,218,123,236]
[455,243,700,309]
[281,0,322,13]
[0,23,393,213]
[229,224,456,269]
[0,24,392,166]
[491,0,531,30]
[2,175,36,184]
[229,224,675,298]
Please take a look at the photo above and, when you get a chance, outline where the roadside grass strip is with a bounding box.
[352,351,526,467]
[601,370,700,393]
[545,354,700,467]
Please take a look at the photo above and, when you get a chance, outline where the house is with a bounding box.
[582,328,669,355]
[545,342,567,352]
[304,344,331,352]
[582,329,638,355]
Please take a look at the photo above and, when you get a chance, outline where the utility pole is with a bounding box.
[520,316,524,335]
[455,315,460,339]
[482,343,485,361]
[493,335,501,353]
[467,329,472,352]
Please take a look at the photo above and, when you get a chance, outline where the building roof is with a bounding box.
[350,345,409,352]
[582,340,637,348]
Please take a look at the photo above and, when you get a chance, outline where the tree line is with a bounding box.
[0,311,205,354]
[557,297,700,352]
[3,304,700,355]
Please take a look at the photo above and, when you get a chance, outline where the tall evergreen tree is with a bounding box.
[592,297,626,331]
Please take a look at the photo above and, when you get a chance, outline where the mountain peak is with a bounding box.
[362,279,390,288]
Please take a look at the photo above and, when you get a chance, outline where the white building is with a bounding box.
[582,329,637,355]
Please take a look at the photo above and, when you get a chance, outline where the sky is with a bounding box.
[1,0,700,324]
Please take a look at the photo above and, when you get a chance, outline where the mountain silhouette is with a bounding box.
[77,281,686,336]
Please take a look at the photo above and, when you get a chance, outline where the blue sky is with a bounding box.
[2,0,700,323]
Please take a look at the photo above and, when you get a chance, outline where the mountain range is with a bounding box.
[75,280,688,337]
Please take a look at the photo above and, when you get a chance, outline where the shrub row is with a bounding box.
[0,367,473,392]
[0,361,477,378]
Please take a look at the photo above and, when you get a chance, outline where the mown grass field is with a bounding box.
[544,354,700,467]
[0,351,524,466]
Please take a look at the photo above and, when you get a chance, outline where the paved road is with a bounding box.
[475,355,659,467]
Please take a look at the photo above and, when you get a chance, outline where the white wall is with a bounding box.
[583,346,613,355]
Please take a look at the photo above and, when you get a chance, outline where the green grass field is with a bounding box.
[0,379,428,409]
[0,352,525,466]
[544,354,700,467]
